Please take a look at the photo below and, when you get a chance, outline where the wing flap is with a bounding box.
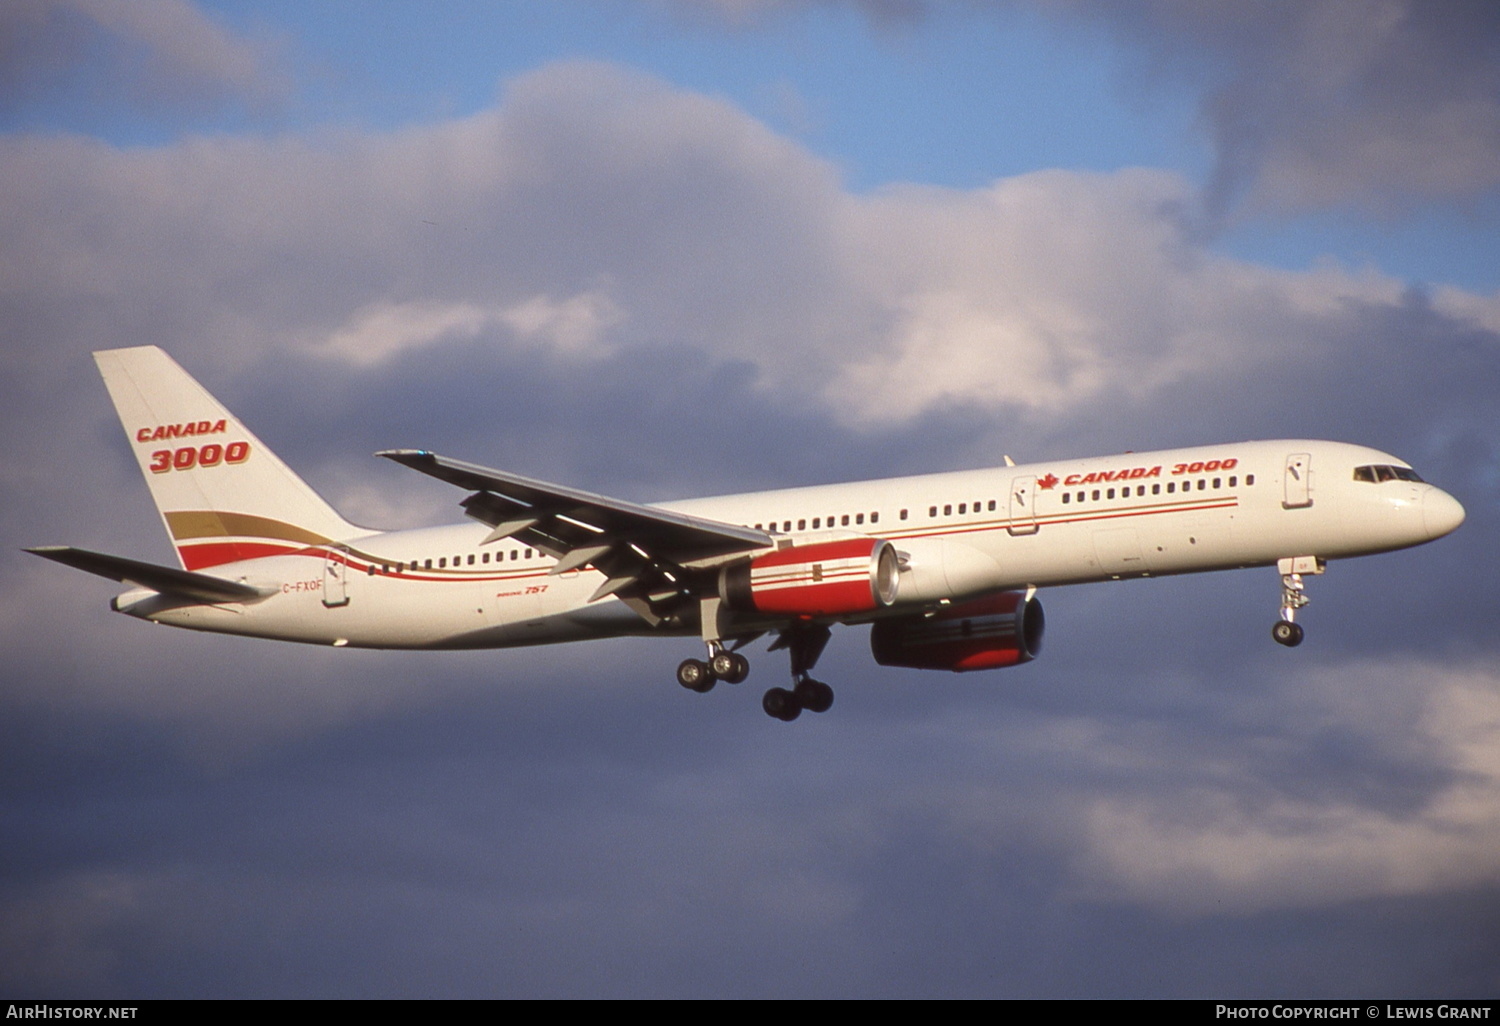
[378,449,770,562]
[378,449,773,621]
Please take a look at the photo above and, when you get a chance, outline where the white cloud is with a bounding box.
[318,292,623,366]
[2,61,1453,435]
[1433,286,1500,338]
[822,170,1406,424]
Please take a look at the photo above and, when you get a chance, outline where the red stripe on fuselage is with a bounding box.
[178,540,303,570]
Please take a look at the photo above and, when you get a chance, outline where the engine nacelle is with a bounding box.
[721,538,900,617]
[870,590,1044,672]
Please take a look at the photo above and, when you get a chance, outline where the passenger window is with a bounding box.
[1228,476,1236,487]
[929,506,937,517]
[943,504,952,516]
[856,513,864,525]
[1213,478,1221,489]
[1107,488,1115,499]
[958,503,967,515]
[525,549,532,559]
[798,519,806,531]
[439,558,447,568]
[468,554,475,565]
[1062,493,1071,504]
[783,521,791,532]
[900,509,908,520]
[841,514,850,526]
[1246,474,1255,486]
[424,559,432,570]
[1152,484,1160,495]
[1092,490,1100,501]
[870,512,879,524]
[988,500,996,511]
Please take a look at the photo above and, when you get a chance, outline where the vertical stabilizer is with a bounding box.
[94,346,366,570]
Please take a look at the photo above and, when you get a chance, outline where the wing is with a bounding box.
[378,450,772,623]
[26,546,276,604]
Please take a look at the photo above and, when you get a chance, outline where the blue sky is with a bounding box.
[13,0,1496,291]
[3,0,1499,998]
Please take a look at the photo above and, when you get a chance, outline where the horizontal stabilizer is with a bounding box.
[25,546,275,604]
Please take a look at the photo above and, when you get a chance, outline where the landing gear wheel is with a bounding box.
[677,658,715,692]
[1272,620,1304,647]
[762,687,801,722]
[794,678,834,714]
[709,651,749,684]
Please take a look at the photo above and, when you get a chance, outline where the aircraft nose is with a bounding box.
[1423,487,1466,540]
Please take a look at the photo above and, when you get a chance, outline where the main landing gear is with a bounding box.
[675,624,837,722]
[761,624,834,722]
[1272,556,1324,648]
[676,642,750,693]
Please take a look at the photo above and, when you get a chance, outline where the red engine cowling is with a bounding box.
[870,590,1044,672]
[721,538,900,617]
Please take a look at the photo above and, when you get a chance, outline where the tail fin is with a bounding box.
[95,346,366,571]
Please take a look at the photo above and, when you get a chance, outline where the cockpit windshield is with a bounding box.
[1353,464,1424,484]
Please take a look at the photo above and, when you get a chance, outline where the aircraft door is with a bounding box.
[1283,453,1312,509]
[322,550,350,607]
[1008,476,1039,535]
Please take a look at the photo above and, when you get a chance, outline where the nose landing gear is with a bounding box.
[1271,618,1304,647]
[1272,556,1324,648]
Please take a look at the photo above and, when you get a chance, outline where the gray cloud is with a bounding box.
[0,0,290,123]
[1086,0,1500,215]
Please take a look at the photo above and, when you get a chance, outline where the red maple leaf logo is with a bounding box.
[1037,473,1059,490]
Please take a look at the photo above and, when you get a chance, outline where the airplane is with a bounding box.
[29,346,1466,721]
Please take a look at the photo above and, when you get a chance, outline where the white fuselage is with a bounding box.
[115,439,1464,650]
